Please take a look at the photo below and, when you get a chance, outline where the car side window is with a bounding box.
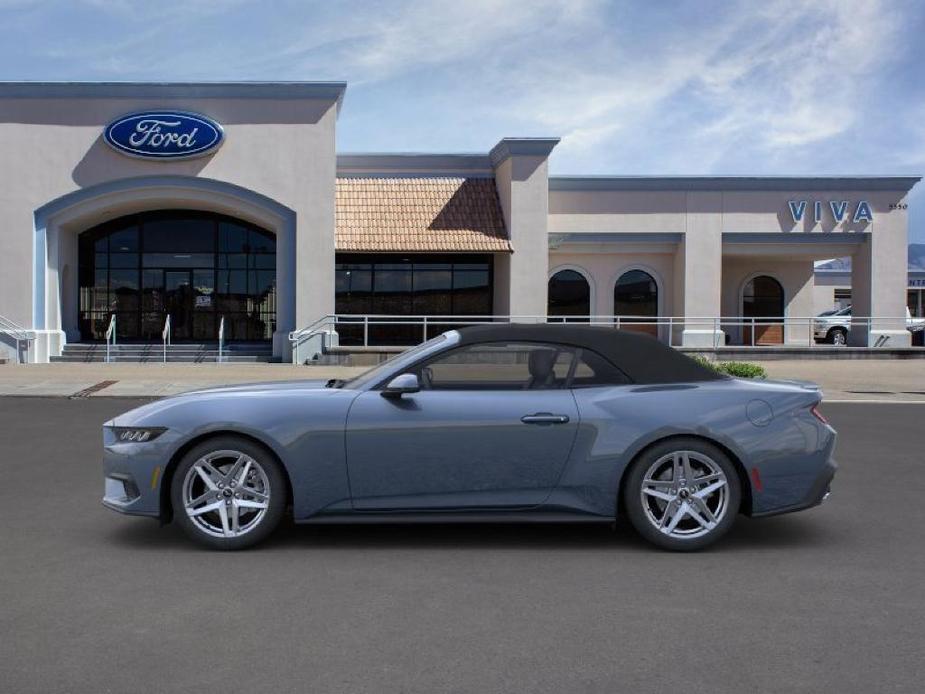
[569,348,631,387]
[415,342,576,391]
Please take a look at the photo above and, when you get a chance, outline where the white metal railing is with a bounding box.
[290,314,339,364]
[161,315,171,363]
[104,314,117,363]
[0,314,36,364]
[218,316,225,364]
[289,314,921,361]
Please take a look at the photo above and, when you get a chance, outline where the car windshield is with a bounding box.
[338,333,451,390]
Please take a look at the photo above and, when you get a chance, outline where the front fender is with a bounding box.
[104,388,359,520]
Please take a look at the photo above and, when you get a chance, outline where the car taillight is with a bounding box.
[810,403,828,425]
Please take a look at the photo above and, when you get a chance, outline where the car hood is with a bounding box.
[178,379,331,396]
[106,379,336,427]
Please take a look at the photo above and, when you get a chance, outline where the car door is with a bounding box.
[344,342,580,511]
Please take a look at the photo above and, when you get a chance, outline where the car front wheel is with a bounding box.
[623,438,741,551]
[171,436,286,550]
[828,328,847,345]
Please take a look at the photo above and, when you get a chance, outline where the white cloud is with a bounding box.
[0,0,917,179]
[511,0,906,170]
[271,0,597,83]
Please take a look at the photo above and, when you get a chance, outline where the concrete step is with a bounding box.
[59,349,273,356]
[64,342,273,352]
[306,351,396,366]
[56,342,276,363]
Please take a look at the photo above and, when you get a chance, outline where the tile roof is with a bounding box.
[336,177,511,252]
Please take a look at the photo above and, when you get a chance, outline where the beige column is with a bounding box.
[491,138,559,320]
[849,199,910,346]
[681,192,724,346]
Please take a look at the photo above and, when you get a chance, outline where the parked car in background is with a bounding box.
[102,324,837,552]
[814,306,853,344]
[814,306,925,345]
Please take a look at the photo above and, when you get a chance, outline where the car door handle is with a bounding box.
[521,413,570,425]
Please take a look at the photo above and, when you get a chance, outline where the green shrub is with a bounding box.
[716,361,767,379]
[690,355,766,379]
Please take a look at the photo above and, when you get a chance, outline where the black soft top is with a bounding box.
[455,323,723,384]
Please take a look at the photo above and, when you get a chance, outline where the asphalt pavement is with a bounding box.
[0,397,923,693]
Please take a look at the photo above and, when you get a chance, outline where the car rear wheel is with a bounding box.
[623,438,741,551]
[171,436,286,550]
[828,328,847,345]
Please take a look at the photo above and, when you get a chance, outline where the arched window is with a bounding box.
[548,269,591,322]
[742,275,784,345]
[78,210,276,342]
[614,269,658,335]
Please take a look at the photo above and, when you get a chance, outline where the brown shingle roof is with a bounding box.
[336,177,511,253]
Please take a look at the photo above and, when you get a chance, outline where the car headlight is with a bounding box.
[110,426,167,443]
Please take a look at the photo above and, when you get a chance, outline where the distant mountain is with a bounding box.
[814,257,852,271]
[814,244,925,271]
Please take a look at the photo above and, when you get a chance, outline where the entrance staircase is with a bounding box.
[51,342,277,363]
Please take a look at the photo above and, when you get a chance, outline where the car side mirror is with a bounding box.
[381,373,420,398]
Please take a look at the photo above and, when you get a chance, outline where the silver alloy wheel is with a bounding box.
[639,450,729,539]
[182,450,271,538]
[831,330,847,345]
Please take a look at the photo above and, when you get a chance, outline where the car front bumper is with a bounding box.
[101,429,180,518]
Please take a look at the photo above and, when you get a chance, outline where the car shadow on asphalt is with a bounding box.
[104,513,834,553]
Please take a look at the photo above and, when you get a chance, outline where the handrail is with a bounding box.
[104,314,116,363]
[0,314,36,364]
[290,313,920,355]
[289,314,340,364]
[161,315,171,363]
[218,315,225,364]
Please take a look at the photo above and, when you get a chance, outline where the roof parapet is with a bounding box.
[0,81,348,110]
[548,175,922,193]
[489,138,560,168]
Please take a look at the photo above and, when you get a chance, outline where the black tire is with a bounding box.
[828,328,847,345]
[170,436,287,550]
[622,437,741,551]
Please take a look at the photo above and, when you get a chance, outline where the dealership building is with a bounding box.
[0,81,920,362]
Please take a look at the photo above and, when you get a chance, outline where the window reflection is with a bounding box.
[78,211,276,342]
[335,254,493,345]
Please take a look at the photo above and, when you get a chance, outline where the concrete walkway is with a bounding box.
[0,359,923,401]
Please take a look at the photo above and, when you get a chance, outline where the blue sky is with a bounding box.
[2,0,924,243]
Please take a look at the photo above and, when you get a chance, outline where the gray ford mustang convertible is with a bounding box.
[102,324,836,551]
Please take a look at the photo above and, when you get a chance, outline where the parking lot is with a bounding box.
[1,397,923,693]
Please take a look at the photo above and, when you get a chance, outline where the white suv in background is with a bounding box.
[814,306,925,345]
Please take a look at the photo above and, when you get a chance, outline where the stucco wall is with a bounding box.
[549,183,914,346]
[548,190,686,233]
[548,251,676,318]
[813,284,837,314]
[493,154,551,318]
[721,258,815,344]
[0,90,339,358]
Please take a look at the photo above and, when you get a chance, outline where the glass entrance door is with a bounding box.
[165,271,193,341]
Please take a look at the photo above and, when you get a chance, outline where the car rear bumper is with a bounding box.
[751,458,837,518]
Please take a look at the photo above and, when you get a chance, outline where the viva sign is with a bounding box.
[104,111,224,159]
[788,199,873,225]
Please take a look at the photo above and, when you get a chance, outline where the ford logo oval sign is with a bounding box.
[104,111,224,159]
